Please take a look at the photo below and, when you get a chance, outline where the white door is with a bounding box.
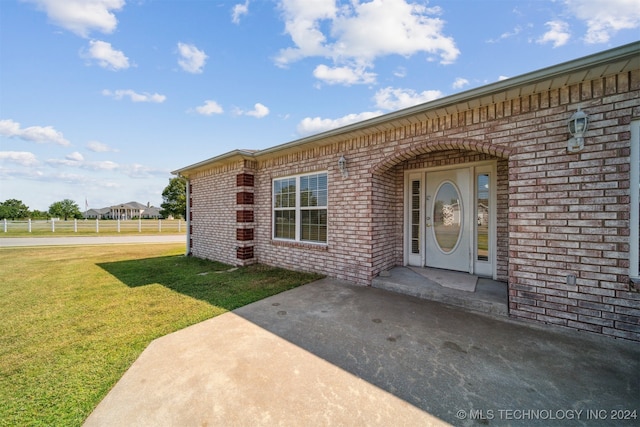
[424,168,471,272]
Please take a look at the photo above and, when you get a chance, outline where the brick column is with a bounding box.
[236,173,255,263]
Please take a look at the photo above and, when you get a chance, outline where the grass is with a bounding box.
[0,243,322,426]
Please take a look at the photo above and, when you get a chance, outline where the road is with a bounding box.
[0,235,186,247]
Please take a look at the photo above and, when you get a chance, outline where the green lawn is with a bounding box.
[0,243,322,426]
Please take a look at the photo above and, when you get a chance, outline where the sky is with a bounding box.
[1,0,639,212]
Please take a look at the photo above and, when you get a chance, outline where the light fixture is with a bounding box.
[338,155,348,178]
[567,107,589,153]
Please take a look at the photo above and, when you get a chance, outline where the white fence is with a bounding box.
[3,218,184,234]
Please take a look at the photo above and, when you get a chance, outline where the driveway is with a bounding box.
[84,278,639,426]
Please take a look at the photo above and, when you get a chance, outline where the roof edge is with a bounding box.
[172,149,257,176]
[174,41,640,175]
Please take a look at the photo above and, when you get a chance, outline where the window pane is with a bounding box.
[477,174,489,261]
[274,178,296,208]
[318,173,327,188]
[433,182,462,253]
[275,210,296,239]
[317,189,327,207]
[301,173,327,207]
[301,209,327,243]
[411,180,420,254]
[301,189,313,207]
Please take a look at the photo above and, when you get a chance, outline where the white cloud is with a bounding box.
[24,0,124,38]
[66,151,84,162]
[83,40,130,70]
[232,1,250,24]
[393,66,407,78]
[452,77,469,90]
[87,140,118,152]
[245,103,270,118]
[374,87,443,111]
[0,151,39,166]
[537,20,571,47]
[102,89,166,103]
[276,0,459,85]
[46,153,166,179]
[45,154,123,172]
[0,119,70,146]
[297,111,383,136]
[87,160,119,171]
[565,0,640,44]
[0,165,44,180]
[487,25,523,43]
[194,100,224,116]
[234,103,270,118]
[177,42,208,74]
[313,64,376,85]
[120,163,168,178]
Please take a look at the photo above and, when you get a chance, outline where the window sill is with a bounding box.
[271,239,328,251]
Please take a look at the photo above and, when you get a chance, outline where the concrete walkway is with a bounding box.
[84,278,640,426]
[0,234,185,247]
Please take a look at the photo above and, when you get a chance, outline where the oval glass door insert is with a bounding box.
[432,181,462,253]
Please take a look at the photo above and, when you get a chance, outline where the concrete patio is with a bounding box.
[84,278,639,426]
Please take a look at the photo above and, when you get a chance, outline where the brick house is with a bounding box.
[174,42,640,341]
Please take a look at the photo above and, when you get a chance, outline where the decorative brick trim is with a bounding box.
[236,173,254,187]
[236,191,254,205]
[370,139,512,175]
[236,210,254,223]
[237,228,254,241]
[236,246,254,260]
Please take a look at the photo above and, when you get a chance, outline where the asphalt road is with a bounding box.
[0,235,186,247]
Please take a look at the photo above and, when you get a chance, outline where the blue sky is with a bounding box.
[1,0,639,212]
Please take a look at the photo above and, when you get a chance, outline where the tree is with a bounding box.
[0,199,29,219]
[30,210,50,220]
[160,176,187,219]
[48,199,82,220]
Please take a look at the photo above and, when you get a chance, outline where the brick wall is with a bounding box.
[504,73,640,340]
[187,69,639,340]
[190,165,239,266]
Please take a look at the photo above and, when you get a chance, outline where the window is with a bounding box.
[630,120,639,280]
[273,173,327,243]
[476,173,490,262]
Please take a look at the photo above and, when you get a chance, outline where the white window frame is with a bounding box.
[630,120,639,280]
[272,172,328,244]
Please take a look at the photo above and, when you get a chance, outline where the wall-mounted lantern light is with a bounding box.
[567,108,589,153]
[338,155,348,178]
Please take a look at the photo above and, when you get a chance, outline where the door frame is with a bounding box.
[403,160,497,278]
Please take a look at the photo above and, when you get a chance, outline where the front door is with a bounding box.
[405,164,495,276]
[425,168,471,272]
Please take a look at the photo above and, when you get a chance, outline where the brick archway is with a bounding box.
[368,137,512,283]
[369,138,512,175]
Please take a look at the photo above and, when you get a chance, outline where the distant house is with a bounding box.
[84,207,110,220]
[84,202,163,219]
[140,205,162,219]
[174,43,640,341]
